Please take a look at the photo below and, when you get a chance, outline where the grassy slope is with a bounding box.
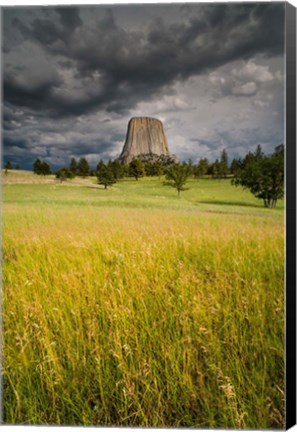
[3,169,284,212]
[3,171,285,427]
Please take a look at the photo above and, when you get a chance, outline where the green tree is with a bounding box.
[186,159,194,176]
[232,145,284,208]
[164,163,191,196]
[109,160,124,182]
[129,159,145,181]
[144,160,164,177]
[96,160,105,174]
[209,159,220,178]
[220,148,229,178]
[199,158,209,175]
[40,161,51,175]
[33,159,42,174]
[144,160,154,176]
[230,158,240,175]
[193,158,209,181]
[4,161,12,170]
[15,164,20,170]
[193,164,203,181]
[56,167,75,182]
[254,144,264,161]
[33,159,51,175]
[96,160,116,189]
[69,158,78,175]
[77,157,90,177]
[155,161,164,179]
[122,163,129,177]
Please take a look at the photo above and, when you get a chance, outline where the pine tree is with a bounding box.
[56,167,75,182]
[33,159,43,174]
[109,160,124,182]
[4,161,12,170]
[69,158,78,175]
[40,161,51,175]
[129,159,145,181]
[77,157,90,177]
[96,160,116,189]
[220,148,229,178]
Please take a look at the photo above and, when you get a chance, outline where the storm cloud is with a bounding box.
[3,2,285,169]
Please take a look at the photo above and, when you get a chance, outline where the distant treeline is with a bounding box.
[4,161,21,171]
[29,149,240,180]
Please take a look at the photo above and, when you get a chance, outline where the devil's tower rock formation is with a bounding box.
[119,117,173,164]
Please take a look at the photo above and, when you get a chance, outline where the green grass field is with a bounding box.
[2,170,285,428]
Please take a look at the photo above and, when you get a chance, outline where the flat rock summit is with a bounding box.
[119,117,173,164]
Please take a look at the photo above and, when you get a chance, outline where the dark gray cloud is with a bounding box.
[2,3,285,169]
[4,3,284,116]
[55,6,82,31]
[12,6,82,46]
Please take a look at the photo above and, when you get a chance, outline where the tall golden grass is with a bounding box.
[3,201,284,427]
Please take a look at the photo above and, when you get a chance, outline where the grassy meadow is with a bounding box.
[2,170,285,428]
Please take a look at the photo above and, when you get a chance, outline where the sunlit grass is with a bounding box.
[3,171,285,427]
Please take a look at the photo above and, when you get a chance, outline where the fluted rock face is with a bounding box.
[119,117,172,164]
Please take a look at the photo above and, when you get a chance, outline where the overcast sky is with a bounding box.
[3,2,285,169]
